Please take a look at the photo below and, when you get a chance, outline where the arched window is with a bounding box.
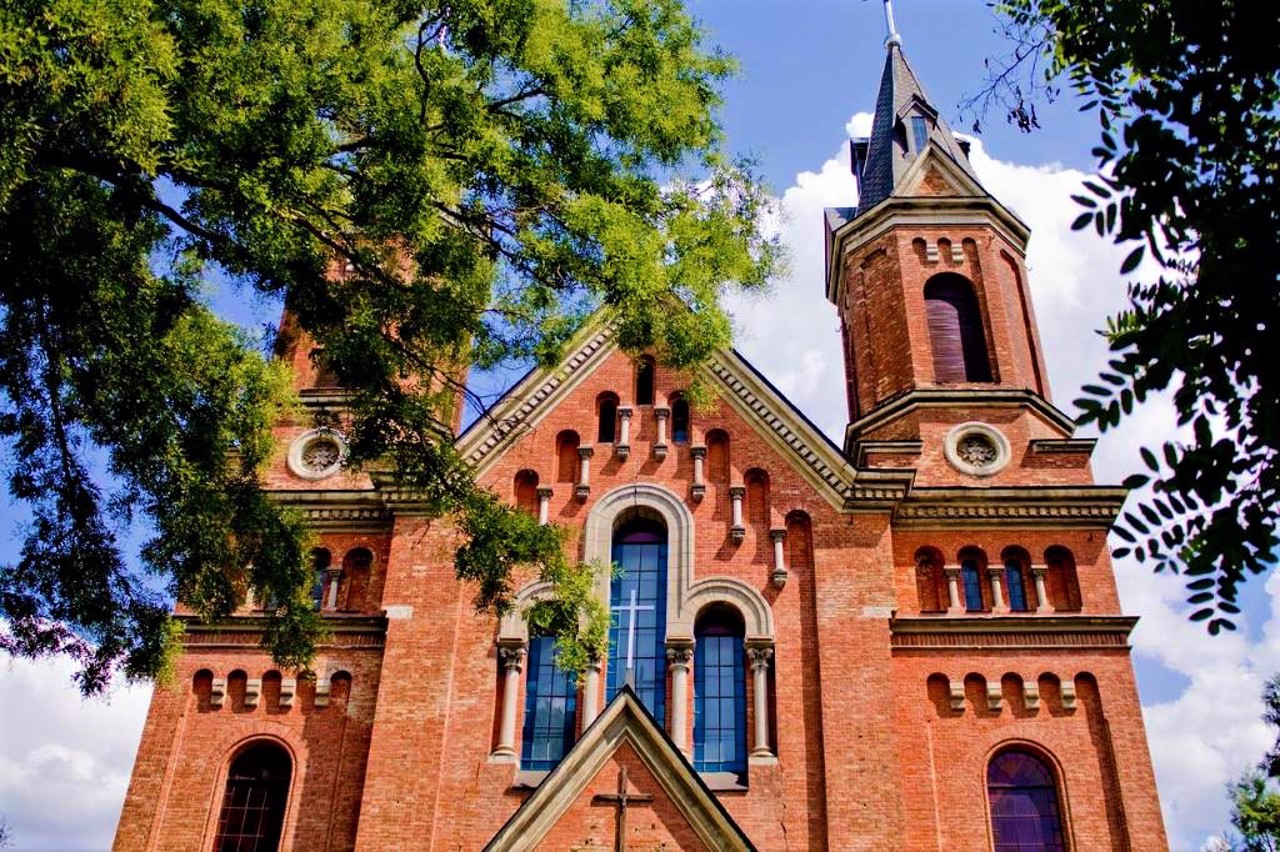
[924,273,992,383]
[310,548,331,609]
[342,548,372,612]
[514,470,539,516]
[960,548,987,612]
[213,741,292,852]
[635,357,656,406]
[1003,548,1031,612]
[694,605,747,775]
[744,469,770,527]
[671,397,690,445]
[521,633,578,771]
[987,749,1067,852]
[1046,546,1083,612]
[706,430,730,483]
[597,393,619,443]
[915,547,944,613]
[556,430,580,483]
[607,518,668,725]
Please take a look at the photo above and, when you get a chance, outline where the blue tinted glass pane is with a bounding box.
[910,115,929,151]
[1006,561,1028,611]
[607,538,668,726]
[693,628,746,773]
[521,635,578,771]
[962,561,984,611]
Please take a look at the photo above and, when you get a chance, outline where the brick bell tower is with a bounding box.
[826,25,1057,477]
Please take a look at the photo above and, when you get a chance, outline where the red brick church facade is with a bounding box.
[114,34,1169,852]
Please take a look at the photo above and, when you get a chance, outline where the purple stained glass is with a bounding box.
[987,751,1066,852]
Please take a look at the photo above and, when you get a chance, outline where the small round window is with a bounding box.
[288,429,346,480]
[943,422,1010,477]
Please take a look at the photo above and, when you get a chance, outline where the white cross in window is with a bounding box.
[611,588,654,688]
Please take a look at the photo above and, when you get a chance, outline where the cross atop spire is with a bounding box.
[883,0,902,48]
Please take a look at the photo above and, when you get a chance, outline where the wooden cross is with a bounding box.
[591,765,653,852]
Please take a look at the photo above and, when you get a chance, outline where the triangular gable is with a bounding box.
[894,144,990,201]
[484,687,755,851]
[454,311,862,509]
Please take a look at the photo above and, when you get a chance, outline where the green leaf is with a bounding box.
[1119,245,1144,274]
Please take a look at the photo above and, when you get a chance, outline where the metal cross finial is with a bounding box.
[883,0,902,48]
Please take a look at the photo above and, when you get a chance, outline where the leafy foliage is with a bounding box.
[0,0,779,691]
[991,0,1280,632]
[1219,675,1280,851]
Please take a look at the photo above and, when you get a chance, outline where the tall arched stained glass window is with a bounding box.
[607,519,668,726]
[213,741,292,852]
[962,558,985,612]
[694,606,747,775]
[987,749,1067,852]
[521,634,577,771]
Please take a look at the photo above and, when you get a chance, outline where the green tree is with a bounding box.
[1226,769,1280,852]
[981,1,1280,632]
[0,0,780,692]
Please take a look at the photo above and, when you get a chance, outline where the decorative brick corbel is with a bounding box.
[244,677,262,709]
[1060,681,1077,712]
[986,681,1003,713]
[210,677,227,708]
[1023,681,1040,713]
[948,682,966,713]
[279,677,297,709]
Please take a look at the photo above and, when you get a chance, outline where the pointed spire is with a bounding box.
[848,39,982,215]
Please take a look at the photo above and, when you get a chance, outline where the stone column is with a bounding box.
[616,407,632,460]
[729,485,746,544]
[770,528,788,589]
[988,566,1006,612]
[944,567,962,612]
[653,407,670,459]
[493,642,526,759]
[582,657,603,727]
[536,486,553,525]
[690,446,707,501]
[575,446,593,501]
[1032,565,1052,612]
[325,568,343,610]
[667,643,694,754]
[747,646,774,757]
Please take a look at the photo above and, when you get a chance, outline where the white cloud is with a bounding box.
[9,111,1278,852]
[0,654,150,850]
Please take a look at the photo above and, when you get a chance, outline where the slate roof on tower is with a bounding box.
[824,41,984,237]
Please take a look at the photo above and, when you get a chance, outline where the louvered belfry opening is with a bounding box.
[924,273,992,383]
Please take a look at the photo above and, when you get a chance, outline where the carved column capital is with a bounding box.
[689,446,707,460]
[653,407,670,420]
[535,486,554,500]
[747,646,774,671]
[665,644,693,669]
[1031,564,1049,578]
[577,446,595,460]
[769,528,786,544]
[943,566,962,579]
[498,642,526,672]
[728,485,746,498]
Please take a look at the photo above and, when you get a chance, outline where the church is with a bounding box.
[113,17,1169,852]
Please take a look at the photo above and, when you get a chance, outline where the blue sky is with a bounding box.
[1,3,1273,850]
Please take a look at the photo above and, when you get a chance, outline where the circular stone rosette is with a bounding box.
[943,422,1011,477]
[287,429,347,480]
